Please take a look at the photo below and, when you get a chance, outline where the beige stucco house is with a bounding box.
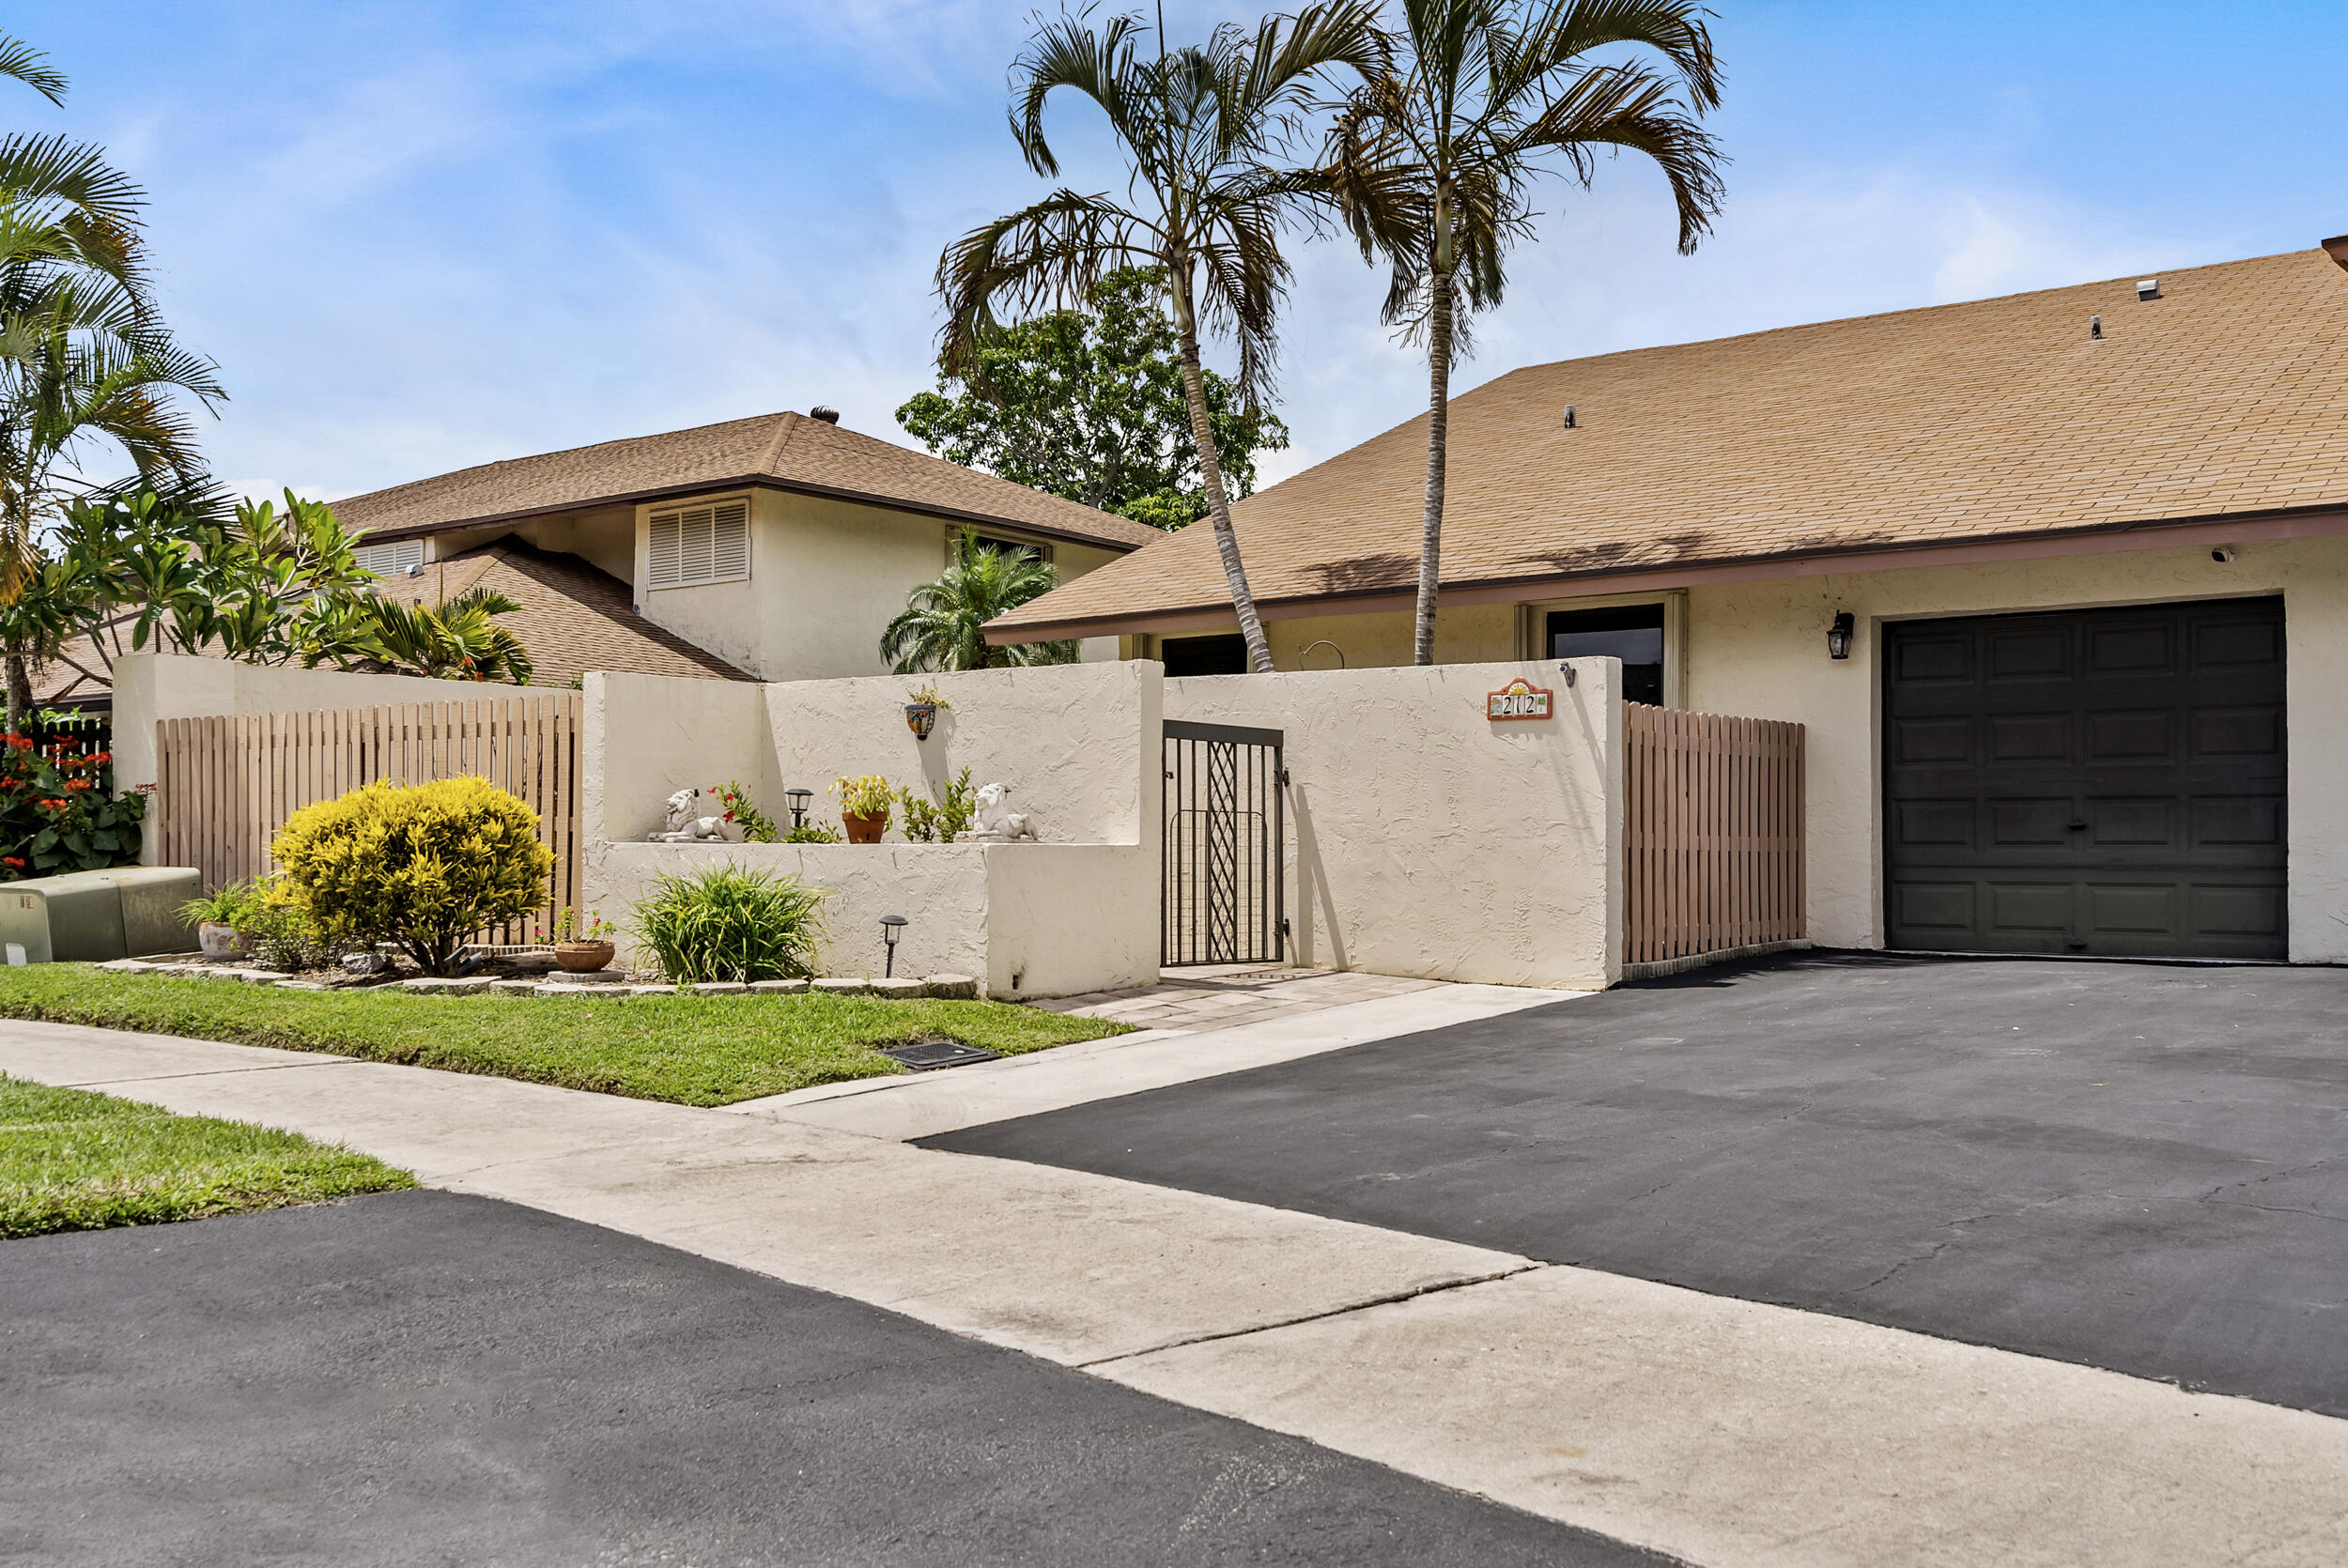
[992,242,2348,966]
[332,407,1163,684]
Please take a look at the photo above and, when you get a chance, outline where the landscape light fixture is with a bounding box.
[783,788,812,830]
[879,915,908,978]
[1827,611,1856,661]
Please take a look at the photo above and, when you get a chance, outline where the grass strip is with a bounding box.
[1,1073,415,1239]
[0,966,1131,1107]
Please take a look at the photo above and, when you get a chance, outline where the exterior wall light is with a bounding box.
[784,788,812,830]
[879,915,908,977]
[1827,612,1856,661]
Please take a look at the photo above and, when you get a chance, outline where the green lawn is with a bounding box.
[0,966,1131,1107]
[1,1073,414,1239]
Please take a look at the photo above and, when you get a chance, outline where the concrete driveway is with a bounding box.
[932,953,2348,1418]
[1,1190,1653,1567]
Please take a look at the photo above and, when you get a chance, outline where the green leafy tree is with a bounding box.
[898,267,1288,530]
[1323,0,1723,665]
[936,6,1383,673]
[881,528,1080,673]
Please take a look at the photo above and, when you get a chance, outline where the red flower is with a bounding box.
[2,857,23,869]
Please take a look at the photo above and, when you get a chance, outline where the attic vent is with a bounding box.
[810,406,840,424]
[647,499,751,591]
[2136,278,2160,301]
[353,538,425,577]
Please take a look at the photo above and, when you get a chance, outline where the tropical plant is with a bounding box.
[937,6,1383,672]
[632,864,826,984]
[881,528,1079,672]
[298,581,533,684]
[708,780,779,843]
[899,767,978,843]
[832,774,894,821]
[900,267,1288,530]
[1321,0,1723,664]
[180,878,264,930]
[781,820,844,845]
[0,725,139,878]
[904,681,950,709]
[270,776,555,976]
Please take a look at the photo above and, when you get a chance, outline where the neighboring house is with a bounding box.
[991,242,2348,965]
[332,407,1162,682]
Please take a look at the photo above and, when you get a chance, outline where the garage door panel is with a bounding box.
[1885,598,2285,960]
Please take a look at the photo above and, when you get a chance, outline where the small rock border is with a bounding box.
[94,958,979,1002]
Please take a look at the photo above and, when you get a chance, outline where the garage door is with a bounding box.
[1883,597,2286,959]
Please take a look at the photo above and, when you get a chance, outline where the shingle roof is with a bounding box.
[990,247,2348,637]
[332,410,1163,553]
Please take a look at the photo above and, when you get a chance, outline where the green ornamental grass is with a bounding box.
[635,863,826,983]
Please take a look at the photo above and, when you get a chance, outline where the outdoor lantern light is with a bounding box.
[1827,611,1856,661]
[879,915,908,978]
[784,788,812,830]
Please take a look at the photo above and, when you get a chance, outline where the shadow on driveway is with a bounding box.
[932,952,2348,1417]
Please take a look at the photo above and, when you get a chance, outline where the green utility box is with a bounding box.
[0,867,202,964]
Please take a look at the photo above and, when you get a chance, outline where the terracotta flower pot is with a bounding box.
[553,939,615,973]
[843,810,888,844]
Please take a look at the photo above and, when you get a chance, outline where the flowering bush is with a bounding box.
[708,780,779,843]
[0,733,145,881]
[533,906,615,944]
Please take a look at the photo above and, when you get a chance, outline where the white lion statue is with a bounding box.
[965,781,1036,842]
[651,787,727,843]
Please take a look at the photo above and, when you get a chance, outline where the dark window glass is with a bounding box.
[1549,605,1666,705]
[1160,634,1250,677]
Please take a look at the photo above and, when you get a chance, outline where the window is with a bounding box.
[353,538,425,578]
[1548,604,1666,705]
[1160,634,1249,676]
[959,531,1054,565]
[647,499,751,590]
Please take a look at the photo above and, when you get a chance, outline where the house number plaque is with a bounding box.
[1486,679,1553,720]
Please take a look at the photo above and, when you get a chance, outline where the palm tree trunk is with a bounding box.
[1416,267,1454,668]
[3,642,25,732]
[1172,273,1275,674]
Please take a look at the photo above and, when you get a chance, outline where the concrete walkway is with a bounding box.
[6,1016,2346,1567]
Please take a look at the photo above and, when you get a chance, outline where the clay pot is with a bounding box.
[843,810,888,844]
[553,940,615,973]
[196,921,248,961]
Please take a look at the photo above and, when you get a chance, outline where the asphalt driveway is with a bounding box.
[0,1190,1661,1567]
[932,953,2348,1417]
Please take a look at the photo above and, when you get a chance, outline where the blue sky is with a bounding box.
[15,1,2348,503]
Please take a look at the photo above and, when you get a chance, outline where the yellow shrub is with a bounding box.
[271,776,554,974]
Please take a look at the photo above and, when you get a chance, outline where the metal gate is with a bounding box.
[1162,720,1285,966]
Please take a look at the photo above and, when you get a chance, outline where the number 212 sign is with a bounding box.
[1486,679,1552,720]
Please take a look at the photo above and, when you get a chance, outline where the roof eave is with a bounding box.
[983,500,2348,643]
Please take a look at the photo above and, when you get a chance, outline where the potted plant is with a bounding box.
[834,775,893,843]
[543,907,617,972]
[904,682,950,741]
[181,880,259,961]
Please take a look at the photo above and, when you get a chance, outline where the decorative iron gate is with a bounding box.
[1162,720,1286,966]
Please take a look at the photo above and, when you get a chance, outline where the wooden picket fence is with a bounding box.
[1623,704,1806,970]
[154,694,583,945]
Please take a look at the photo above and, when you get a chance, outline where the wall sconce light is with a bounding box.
[879,915,907,977]
[1827,612,1856,661]
[784,788,812,830]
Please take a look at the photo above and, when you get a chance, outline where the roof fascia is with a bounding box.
[984,503,2348,642]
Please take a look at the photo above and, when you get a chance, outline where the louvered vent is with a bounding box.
[646,499,751,590]
[353,538,425,577]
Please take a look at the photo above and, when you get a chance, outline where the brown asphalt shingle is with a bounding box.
[992,248,2348,635]
[333,410,1163,553]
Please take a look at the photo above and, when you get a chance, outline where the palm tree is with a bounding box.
[937,6,1383,674]
[881,530,1080,673]
[1324,0,1724,665]
[299,584,535,684]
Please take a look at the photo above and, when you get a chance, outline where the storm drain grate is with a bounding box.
[879,1038,1002,1071]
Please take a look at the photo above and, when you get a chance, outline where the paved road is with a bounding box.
[0,1191,1663,1567]
[934,953,2348,1417]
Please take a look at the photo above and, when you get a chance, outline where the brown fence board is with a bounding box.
[1623,704,1806,968]
[152,692,584,944]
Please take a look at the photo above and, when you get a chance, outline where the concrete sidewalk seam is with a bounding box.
[1070,1261,1544,1371]
[64,1057,362,1088]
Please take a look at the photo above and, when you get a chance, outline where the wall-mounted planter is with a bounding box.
[904,702,937,740]
[843,810,888,844]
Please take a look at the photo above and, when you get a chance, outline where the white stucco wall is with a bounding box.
[1677,534,2348,961]
[1165,658,1623,991]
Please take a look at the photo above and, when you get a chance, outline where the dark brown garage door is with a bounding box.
[1883,598,2286,959]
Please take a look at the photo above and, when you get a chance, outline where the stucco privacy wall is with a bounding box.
[1164,658,1623,991]
[582,662,1161,995]
[114,652,514,866]
[1680,533,2348,960]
